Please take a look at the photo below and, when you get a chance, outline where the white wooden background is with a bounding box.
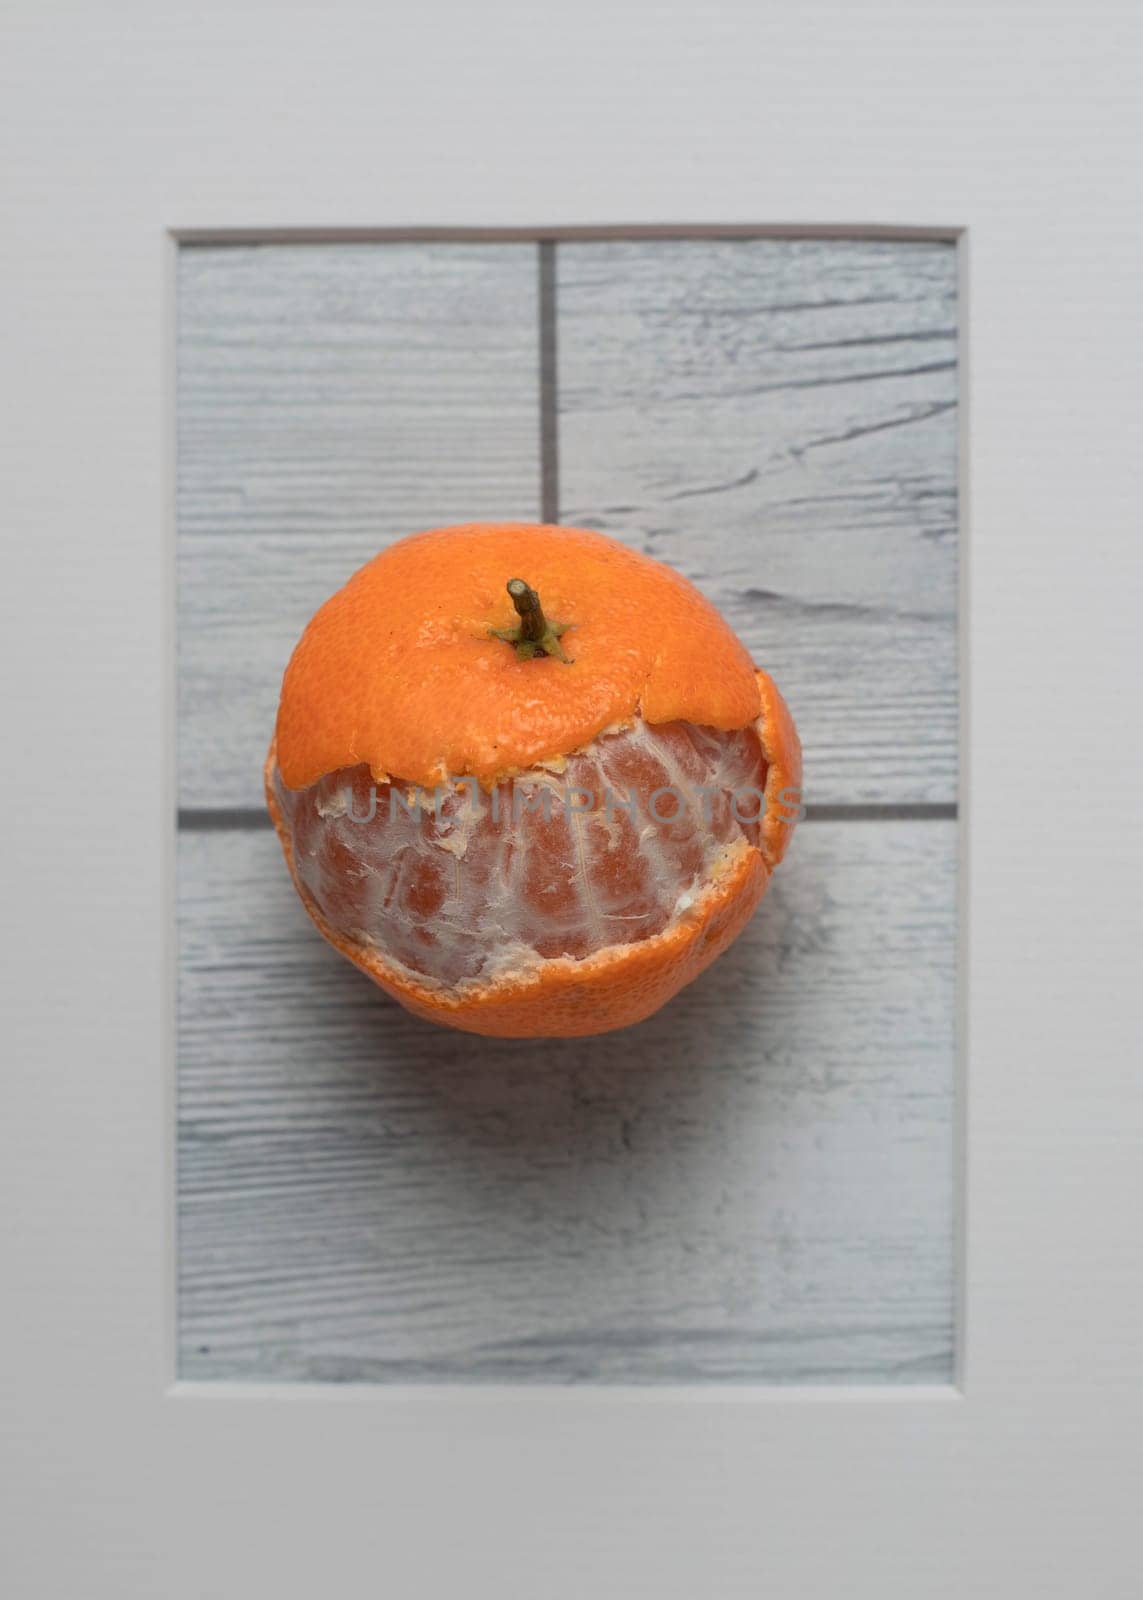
[176,237,958,1383]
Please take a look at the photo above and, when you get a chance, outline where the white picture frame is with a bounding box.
[4,4,1141,1594]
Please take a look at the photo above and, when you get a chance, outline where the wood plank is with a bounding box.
[556,238,959,806]
[178,822,956,1383]
[177,242,541,810]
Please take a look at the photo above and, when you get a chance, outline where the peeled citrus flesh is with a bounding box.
[272,717,768,990]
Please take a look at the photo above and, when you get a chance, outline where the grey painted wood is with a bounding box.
[178,822,955,1384]
[176,238,959,1386]
[177,243,541,810]
[556,239,958,806]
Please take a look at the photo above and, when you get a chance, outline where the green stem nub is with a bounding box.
[490,578,573,662]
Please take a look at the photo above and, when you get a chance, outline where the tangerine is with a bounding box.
[267,523,801,1037]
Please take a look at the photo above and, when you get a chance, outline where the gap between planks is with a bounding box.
[177,803,957,832]
[538,241,559,523]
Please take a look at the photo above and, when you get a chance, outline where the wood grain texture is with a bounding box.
[178,822,955,1383]
[556,239,958,806]
[177,243,541,810]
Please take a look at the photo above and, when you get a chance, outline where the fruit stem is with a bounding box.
[490,579,573,662]
[507,578,547,642]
